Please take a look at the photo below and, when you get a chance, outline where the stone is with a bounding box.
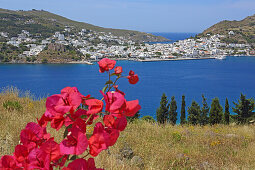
[119,145,134,159]
[225,134,238,138]
[176,153,189,161]
[131,156,144,168]
[199,161,215,170]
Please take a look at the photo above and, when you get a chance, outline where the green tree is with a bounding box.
[41,58,48,64]
[156,93,169,124]
[169,96,177,125]
[200,94,209,125]
[209,98,223,125]
[187,101,201,125]
[26,57,31,62]
[31,56,37,62]
[180,95,186,124]
[232,94,255,124]
[224,98,230,124]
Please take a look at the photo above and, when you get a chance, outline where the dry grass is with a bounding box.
[1,88,255,169]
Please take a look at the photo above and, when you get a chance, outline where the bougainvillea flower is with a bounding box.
[72,118,86,134]
[85,99,104,115]
[103,115,115,128]
[123,100,141,117]
[101,91,126,116]
[114,66,123,74]
[0,155,20,169]
[105,128,120,147]
[25,122,48,139]
[89,122,110,157]
[61,87,83,113]
[98,58,116,73]
[64,109,87,127]
[28,148,50,170]
[14,145,29,163]
[37,113,52,128]
[20,122,50,151]
[20,129,38,151]
[40,138,61,161]
[46,94,72,116]
[127,71,139,84]
[113,116,127,131]
[64,158,103,170]
[129,70,135,76]
[51,115,65,131]
[60,127,88,155]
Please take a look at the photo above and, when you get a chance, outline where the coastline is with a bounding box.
[1,55,255,64]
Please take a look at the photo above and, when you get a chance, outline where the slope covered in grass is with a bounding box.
[0,88,255,169]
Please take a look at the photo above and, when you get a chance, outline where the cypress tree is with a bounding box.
[156,93,169,124]
[180,95,186,125]
[200,94,209,125]
[209,98,223,125]
[169,96,177,125]
[224,98,230,124]
[188,100,201,125]
[232,94,255,124]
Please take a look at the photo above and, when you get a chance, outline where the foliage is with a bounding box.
[171,132,182,142]
[41,58,48,64]
[188,101,201,125]
[180,95,186,125]
[224,98,230,124]
[141,116,155,123]
[200,94,209,125]
[3,100,22,111]
[232,94,255,124]
[169,96,177,125]
[209,98,223,125]
[156,93,169,124]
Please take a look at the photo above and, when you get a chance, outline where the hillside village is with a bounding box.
[0,26,255,63]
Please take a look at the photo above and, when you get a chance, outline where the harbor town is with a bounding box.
[1,27,255,63]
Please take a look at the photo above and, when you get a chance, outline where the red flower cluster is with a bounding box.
[0,58,141,170]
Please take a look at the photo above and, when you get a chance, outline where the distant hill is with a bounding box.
[201,14,255,44]
[0,8,168,42]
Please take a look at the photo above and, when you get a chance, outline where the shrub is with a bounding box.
[3,100,22,111]
[141,116,155,123]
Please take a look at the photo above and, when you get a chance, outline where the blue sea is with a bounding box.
[0,33,255,123]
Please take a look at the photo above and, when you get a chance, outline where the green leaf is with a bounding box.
[105,80,113,85]
[81,115,87,119]
[102,86,108,93]
[70,155,78,160]
[111,73,118,76]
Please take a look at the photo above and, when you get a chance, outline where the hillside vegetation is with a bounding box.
[201,14,255,44]
[0,8,167,42]
[1,88,255,169]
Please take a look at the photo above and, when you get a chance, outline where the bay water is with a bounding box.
[1,33,255,122]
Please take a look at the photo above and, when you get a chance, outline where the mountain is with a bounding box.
[201,14,255,44]
[0,8,168,42]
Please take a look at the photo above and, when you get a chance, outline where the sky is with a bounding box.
[0,0,254,33]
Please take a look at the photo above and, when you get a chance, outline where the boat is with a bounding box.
[215,55,226,60]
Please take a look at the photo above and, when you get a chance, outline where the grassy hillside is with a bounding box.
[1,88,255,169]
[201,14,255,44]
[0,8,168,42]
